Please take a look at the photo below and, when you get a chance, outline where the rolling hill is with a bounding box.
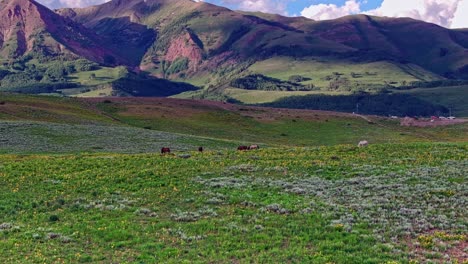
[0,93,466,151]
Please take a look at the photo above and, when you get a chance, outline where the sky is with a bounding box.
[37,0,468,29]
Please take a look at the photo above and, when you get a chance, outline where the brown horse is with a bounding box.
[161,147,171,154]
[237,146,249,151]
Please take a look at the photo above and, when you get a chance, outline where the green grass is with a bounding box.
[0,93,113,124]
[224,88,349,104]
[1,94,466,151]
[118,113,379,146]
[67,67,121,87]
[248,56,441,91]
[0,94,466,263]
[72,87,114,97]
[0,120,238,154]
[0,143,466,263]
[93,99,467,146]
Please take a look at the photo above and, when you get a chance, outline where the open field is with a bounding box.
[224,88,350,104]
[248,57,441,89]
[71,87,114,98]
[1,94,467,153]
[66,67,121,87]
[0,143,466,263]
[0,94,113,124]
[88,98,468,145]
[0,121,237,154]
[0,93,466,262]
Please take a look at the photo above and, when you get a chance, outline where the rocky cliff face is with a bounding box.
[0,0,50,58]
[0,0,125,65]
[164,32,203,71]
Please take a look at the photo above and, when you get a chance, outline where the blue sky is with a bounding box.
[204,0,383,16]
[37,0,468,29]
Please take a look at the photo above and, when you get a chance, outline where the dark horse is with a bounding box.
[237,146,249,151]
[161,147,171,154]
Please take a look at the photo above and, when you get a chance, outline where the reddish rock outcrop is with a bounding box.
[165,32,203,72]
[0,0,125,64]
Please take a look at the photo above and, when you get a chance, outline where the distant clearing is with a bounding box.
[249,57,441,90]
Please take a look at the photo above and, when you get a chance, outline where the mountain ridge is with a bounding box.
[56,0,468,78]
[0,0,467,101]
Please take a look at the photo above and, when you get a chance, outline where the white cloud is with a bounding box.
[35,0,468,28]
[300,0,467,28]
[301,0,361,20]
[37,0,109,9]
[38,0,287,14]
[448,0,468,28]
[367,0,462,28]
[222,0,287,15]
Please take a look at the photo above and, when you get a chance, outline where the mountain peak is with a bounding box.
[0,0,53,58]
[0,0,49,16]
[0,0,127,64]
[1,0,36,5]
[2,0,468,92]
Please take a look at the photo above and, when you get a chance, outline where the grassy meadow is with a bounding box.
[219,56,468,110]
[248,57,440,88]
[0,93,467,263]
[223,88,348,104]
[0,94,467,151]
[0,144,466,263]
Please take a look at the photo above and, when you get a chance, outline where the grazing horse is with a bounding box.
[198,147,204,152]
[161,147,171,154]
[358,140,368,147]
[237,146,249,151]
[248,144,259,150]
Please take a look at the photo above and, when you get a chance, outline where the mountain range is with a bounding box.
[1,0,467,106]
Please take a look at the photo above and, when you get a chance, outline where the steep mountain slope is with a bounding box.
[0,0,197,96]
[305,15,468,77]
[0,0,124,65]
[58,0,468,81]
[0,0,467,103]
[57,0,353,78]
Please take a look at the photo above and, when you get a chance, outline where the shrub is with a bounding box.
[49,215,60,222]
[262,94,449,116]
[165,57,189,75]
[288,75,311,83]
[0,69,10,79]
[72,59,100,72]
[230,74,310,91]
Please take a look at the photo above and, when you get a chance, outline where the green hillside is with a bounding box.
[53,0,468,97]
[248,57,440,89]
[0,94,466,154]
